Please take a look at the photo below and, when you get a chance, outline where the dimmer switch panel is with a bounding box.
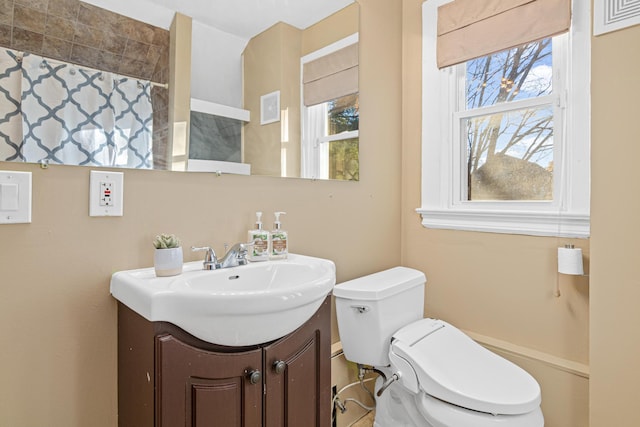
[90,170,123,217]
[0,170,31,224]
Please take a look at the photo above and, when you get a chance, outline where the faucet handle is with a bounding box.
[239,241,256,255]
[191,246,216,262]
[234,242,255,266]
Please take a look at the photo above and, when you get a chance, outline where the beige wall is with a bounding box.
[0,0,402,425]
[243,22,299,176]
[301,3,359,56]
[590,21,640,427]
[169,13,192,171]
[281,24,303,178]
[401,1,589,426]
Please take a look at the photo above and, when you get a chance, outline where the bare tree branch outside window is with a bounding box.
[464,38,554,201]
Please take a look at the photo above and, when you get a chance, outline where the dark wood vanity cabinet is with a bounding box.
[117,297,331,427]
[155,335,263,426]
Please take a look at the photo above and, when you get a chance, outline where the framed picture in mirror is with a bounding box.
[260,91,281,125]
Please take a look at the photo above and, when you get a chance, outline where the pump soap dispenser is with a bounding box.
[270,211,288,260]
[248,211,269,261]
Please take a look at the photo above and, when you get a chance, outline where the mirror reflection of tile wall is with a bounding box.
[189,112,242,162]
[0,0,170,168]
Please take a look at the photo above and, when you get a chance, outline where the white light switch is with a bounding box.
[0,171,31,224]
[90,170,123,217]
[0,183,19,210]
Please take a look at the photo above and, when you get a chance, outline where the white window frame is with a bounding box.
[301,34,359,180]
[418,0,590,238]
[302,102,359,180]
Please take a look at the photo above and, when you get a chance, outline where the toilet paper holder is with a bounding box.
[558,244,584,276]
[555,244,587,297]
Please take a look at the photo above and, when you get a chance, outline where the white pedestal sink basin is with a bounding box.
[110,254,336,346]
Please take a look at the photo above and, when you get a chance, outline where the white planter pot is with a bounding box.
[154,247,183,277]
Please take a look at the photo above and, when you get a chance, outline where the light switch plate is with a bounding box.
[0,170,32,224]
[89,170,123,217]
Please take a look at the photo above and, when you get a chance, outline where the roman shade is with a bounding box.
[303,43,358,107]
[437,0,571,68]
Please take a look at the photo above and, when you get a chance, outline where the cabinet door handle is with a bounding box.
[246,369,262,385]
[273,360,287,374]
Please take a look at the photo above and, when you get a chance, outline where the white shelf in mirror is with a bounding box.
[190,98,250,122]
[186,159,251,175]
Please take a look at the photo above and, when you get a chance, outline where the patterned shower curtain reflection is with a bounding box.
[21,53,116,166]
[0,47,24,162]
[0,47,153,168]
[111,78,153,168]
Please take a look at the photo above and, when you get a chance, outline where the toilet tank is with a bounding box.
[333,267,426,367]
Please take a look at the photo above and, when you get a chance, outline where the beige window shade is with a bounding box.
[303,43,358,106]
[437,0,570,68]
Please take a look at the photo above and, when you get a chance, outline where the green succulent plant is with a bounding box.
[153,233,181,249]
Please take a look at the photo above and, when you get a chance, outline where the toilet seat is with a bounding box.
[389,318,541,416]
[417,391,545,427]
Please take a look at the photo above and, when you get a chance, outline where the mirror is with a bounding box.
[0,0,359,180]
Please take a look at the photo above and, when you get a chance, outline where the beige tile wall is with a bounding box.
[0,0,169,81]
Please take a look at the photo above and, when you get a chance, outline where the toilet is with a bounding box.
[333,267,544,427]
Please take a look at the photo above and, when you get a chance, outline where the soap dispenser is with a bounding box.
[247,211,269,261]
[270,211,288,260]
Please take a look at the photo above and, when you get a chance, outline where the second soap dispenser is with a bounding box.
[270,211,288,260]
[248,211,270,261]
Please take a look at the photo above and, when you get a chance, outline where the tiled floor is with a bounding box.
[351,411,375,427]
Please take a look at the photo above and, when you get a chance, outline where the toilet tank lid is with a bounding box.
[333,267,426,301]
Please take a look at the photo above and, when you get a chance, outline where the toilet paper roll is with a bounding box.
[558,246,584,275]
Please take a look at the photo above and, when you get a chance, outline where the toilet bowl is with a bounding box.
[333,267,544,427]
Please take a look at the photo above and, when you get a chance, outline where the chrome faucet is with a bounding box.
[192,242,253,270]
[217,242,252,269]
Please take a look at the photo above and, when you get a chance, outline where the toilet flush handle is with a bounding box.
[377,371,402,397]
[350,305,370,314]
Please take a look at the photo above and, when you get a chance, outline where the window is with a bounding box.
[462,38,555,202]
[303,94,359,180]
[301,34,359,181]
[419,0,590,237]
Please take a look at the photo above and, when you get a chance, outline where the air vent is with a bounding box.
[594,0,640,35]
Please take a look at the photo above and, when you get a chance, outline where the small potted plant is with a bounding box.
[153,233,183,277]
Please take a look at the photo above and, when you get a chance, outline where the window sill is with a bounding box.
[416,208,590,238]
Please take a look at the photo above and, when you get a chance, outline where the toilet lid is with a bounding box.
[390,318,541,416]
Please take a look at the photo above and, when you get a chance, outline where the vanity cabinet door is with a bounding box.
[262,298,331,427]
[156,334,263,427]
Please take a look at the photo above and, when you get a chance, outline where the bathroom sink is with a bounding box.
[110,254,335,346]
